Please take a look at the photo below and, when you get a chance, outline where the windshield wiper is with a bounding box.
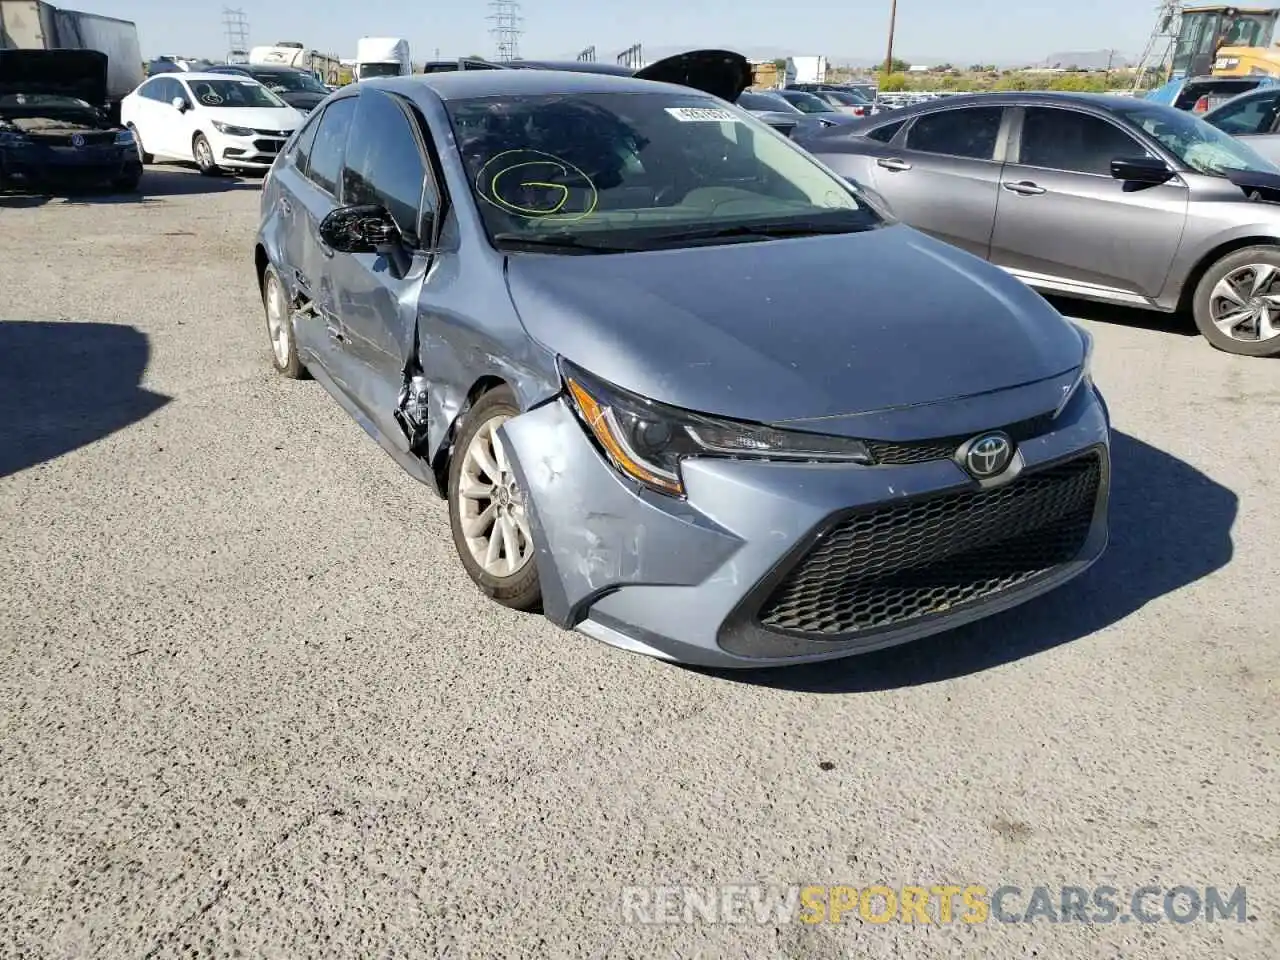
[491,232,639,253]
[643,219,877,245]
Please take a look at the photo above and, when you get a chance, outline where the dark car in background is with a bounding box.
[0,49,142,193]
[787,83,875,116]
[205,63,330,115]
[776,88,862,129]
[735,90,802,136]
[795,91,1280,356]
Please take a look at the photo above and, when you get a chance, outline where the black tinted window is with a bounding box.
[341,91,432,242]
[1209,92,1280,135]
[305,96,357,195]
[866,119,905,143]
[288,107,323,171]
[1019,107,1145,175]
[905,107,1003,159]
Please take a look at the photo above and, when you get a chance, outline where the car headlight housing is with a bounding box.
[561,360,872,497]
[211,121,254,137]
[1055,323,1094,417]
[114,129,135,145]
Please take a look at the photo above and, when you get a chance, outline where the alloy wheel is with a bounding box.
[1210,264,1280,343]
[456,415,535,578]
[264,272,290,366]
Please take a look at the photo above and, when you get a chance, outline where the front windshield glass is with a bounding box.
[1111,98,1280,176]
[253,70,327,93]
[186,78,287,109]
[781,91,835,113]
[446,92,883,251]
[359,63,402,78]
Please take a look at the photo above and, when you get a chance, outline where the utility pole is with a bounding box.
[880,0,901,76]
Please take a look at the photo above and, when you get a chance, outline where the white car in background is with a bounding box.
[120,72,302,175]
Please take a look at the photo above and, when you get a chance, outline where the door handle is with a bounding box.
[1002,180,1046,195]
[877,157,912,171]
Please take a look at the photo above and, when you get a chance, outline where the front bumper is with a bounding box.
[499,384,1111,669]
[215,130,290,168]
[0,143,140,188]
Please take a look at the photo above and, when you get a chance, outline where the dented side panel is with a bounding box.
[497,399,745,628]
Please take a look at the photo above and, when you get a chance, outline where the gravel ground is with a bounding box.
[1,166,1276,960]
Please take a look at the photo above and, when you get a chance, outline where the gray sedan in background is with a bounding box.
[796,91,1280,356]
[255,68,1110,669]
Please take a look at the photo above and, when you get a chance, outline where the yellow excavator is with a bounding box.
[1171,4,1280,77]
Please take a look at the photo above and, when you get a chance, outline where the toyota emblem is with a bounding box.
[71,133,85,147]
[962,432,1014,480]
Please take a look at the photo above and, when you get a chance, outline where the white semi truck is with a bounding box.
[354,37,410,80]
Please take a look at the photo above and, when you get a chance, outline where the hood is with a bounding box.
[275,90,325,110]
[1224,168,1280,203]
[634,49,752,103]
[201,105,301,128]
[504,225,1085,424]
[0,50,108,105]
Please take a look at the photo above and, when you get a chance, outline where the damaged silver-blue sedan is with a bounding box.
[253,60,1111,669]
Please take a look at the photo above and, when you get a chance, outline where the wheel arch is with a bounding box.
[1177,235,1280,312]
[254,244,270,294]
[430,375,511,497]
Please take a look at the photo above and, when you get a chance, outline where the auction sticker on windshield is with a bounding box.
[665,106,741,122]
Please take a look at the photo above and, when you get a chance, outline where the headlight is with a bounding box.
[562,360,872,497]
[114,129,135,145]
[0,129,31,147]
[1055,323,1094,417]
[211,121,254,137]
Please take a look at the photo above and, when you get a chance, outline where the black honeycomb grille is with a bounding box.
[864,412,1056,466]
[757,453,1101,637]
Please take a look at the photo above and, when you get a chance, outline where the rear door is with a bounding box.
[328,88,441,435]
[989,105,1188,303]
[864,104,1009,258]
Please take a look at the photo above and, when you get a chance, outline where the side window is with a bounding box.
[340,91,433,243]
[304,96,357,196]
[137,79,158,101]
[1018,107,1147,176]
[287,107,324,173]
[1210,93,1280,135]
[168,79,190,104]
[865,119,905,143]
[904,107,1003,160]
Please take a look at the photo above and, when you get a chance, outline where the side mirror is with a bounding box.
[318,204,400,253]
[1110,156,1174,184]
[171,96,188,112]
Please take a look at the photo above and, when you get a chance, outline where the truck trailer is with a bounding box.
[0,0,143,121]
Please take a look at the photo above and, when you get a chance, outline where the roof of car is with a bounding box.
[866,90,1170,116]
[367,69,705,101]
[155,71,266,83]
[207,63,303,74]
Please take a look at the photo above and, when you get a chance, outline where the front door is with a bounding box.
[866,104,1008,259]
[989,105,1187,303]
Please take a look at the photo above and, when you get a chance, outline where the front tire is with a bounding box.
[1192,246,1280,357]
[193,133,221,176]
[261,264,306,379]
[448,386,541,611]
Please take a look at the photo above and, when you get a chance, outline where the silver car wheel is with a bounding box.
[457,415,535,578]
[1210,264,1280,342]
[264,272,291,366]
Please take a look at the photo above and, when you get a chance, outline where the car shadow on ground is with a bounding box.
[0,320,171,479]
[695,429,1236,693]
[1045,294,1200,338]
[0,166,260,208]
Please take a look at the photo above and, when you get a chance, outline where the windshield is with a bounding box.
[185,78,287,109]
[1111,99,1280,176]
[0,93,93,110]
[780,91,835,114]
[446,92,883,252]
[822,90,867,106]
[359,62,403,78]
[737,91,801,114]
[252,70,327,93]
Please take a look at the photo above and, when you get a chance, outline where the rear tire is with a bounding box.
[261,264,306,379]
[193,133,221,176]
[128,124,153,164]
[447,386,542,611]
[1192,245,1280,357]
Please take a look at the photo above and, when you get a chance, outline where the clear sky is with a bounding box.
[68,0,1158,64]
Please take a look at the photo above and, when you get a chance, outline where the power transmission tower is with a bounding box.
[617,43,643,69]
[1132,0,1181,90]
[222,7,250,55]
[577,45,596,62]
[488,0,523,61]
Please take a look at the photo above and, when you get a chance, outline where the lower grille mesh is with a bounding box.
[757,453,1101,637]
